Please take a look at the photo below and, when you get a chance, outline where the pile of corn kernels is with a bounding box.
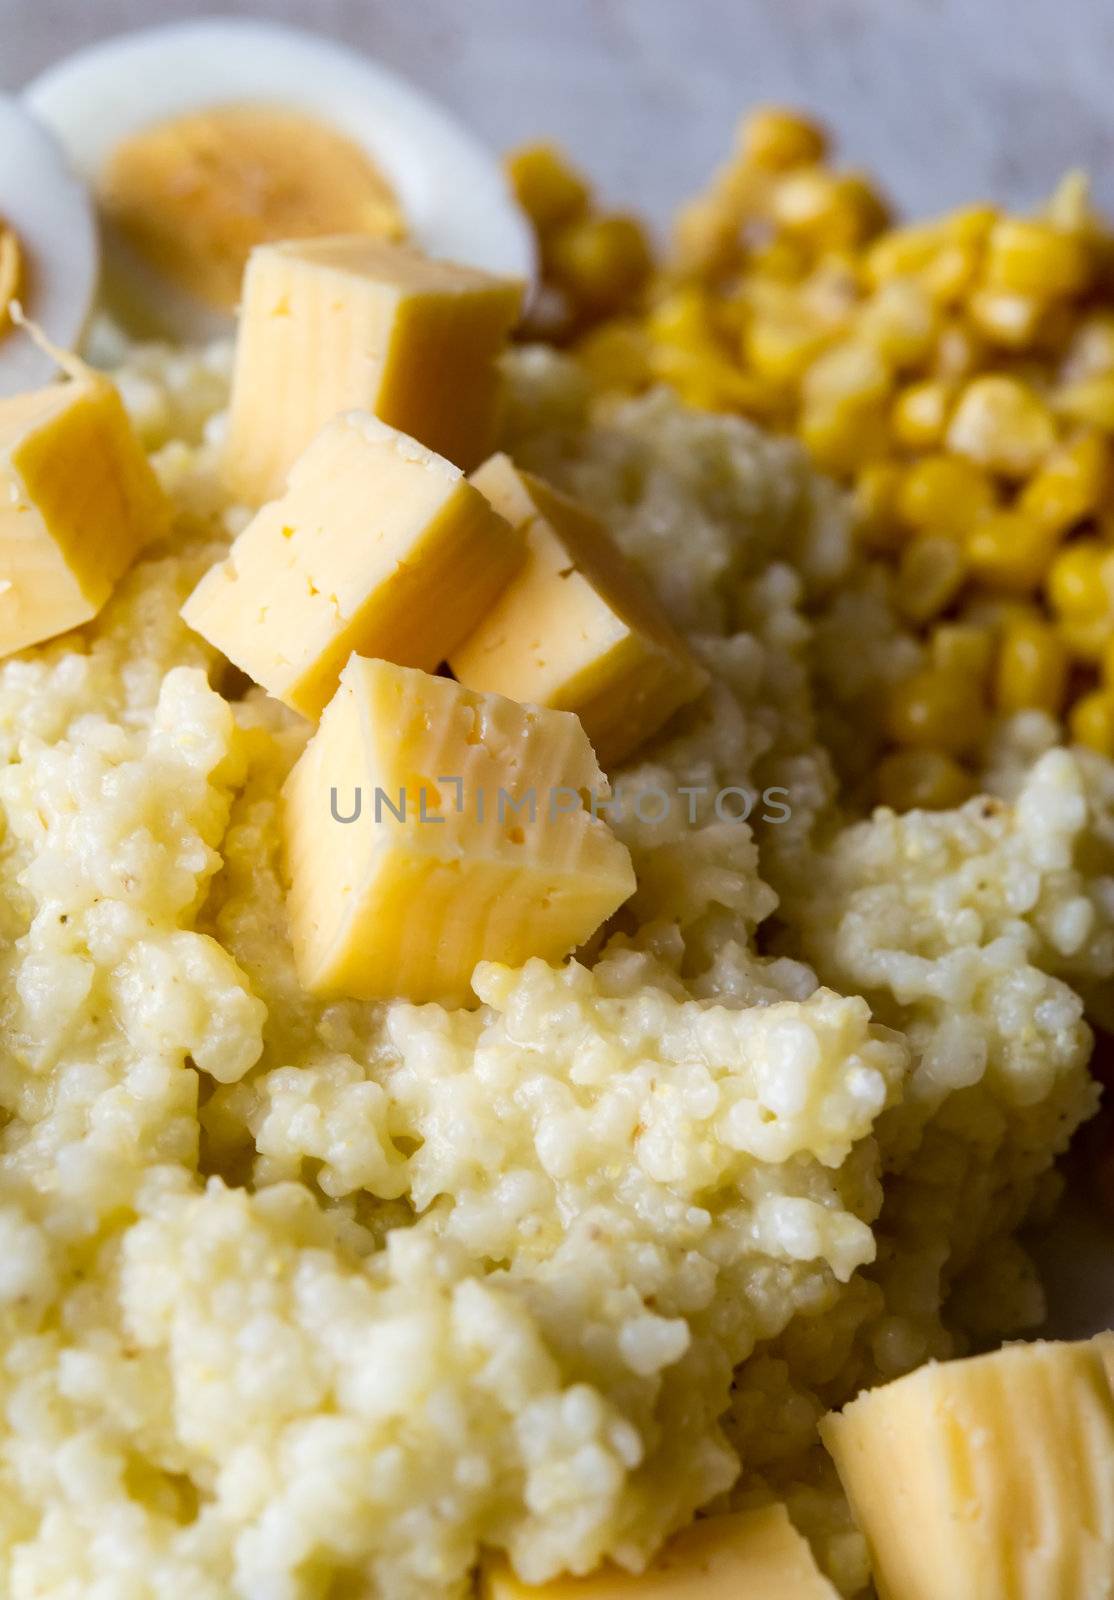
[508,111,1114,810]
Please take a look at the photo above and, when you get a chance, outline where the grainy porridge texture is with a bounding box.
[0,335,1107,1599]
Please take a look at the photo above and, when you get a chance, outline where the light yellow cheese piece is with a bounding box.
[224,236,524,504]
[0,376,168,658]
[480,1505,837,1599]
[821,1339,1114,1600]
[1096,1331,1114,1393]
[449,455,709,768]
[282,655,636,1005]
[182,411,524,720]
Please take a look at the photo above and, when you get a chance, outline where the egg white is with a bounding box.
[24,17,536,342]
[0,95,99,394]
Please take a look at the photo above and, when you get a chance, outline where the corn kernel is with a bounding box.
[649,285,716,346]
[1045,170,1093,233]
[802,338,891,409]
[798,395,890,476]
[886,665,987,752]
[965,509,1060,593]
[1101,634,1114,686]
[1070,688,1114,755]
[984,218,1092,298]
[1047,539,1114,658]
[739,106,828,170]
[672,194,740,280]
[894,535,968,623]
[652,344,773,416]
[1062,312,1114,385]
[931,622,994,681]
[946,374,1057,477]
[1047,539,1110,616]
[548,214,653,315]
[876,748,975,810]
[853,460,905,551]
[857,279,937,367]
[506,143,589,233]
[994,612,1068,715]
[967,288,1047,349]
[574,318,652,392]
[1019,433,1110,531]
[743,311,830,383]
[770,168,887,251]
[891,380,954,450]
[864,222,943,285]
[932,321,987,381]
[895,453,996,538]
[1053,376,1114,433]
[746,236,810,282]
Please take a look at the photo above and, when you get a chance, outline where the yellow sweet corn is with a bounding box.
[1070,688,1114,755]
[945,375,1058,478]
[743,310,831,384]
[965,508,1061,593]
[506,143,589,234]
[994,611,1069,714]
[891,379,954,449]
[930,622,994,681]
[589,109,1114,765]
[1019,433,1110,531]
[967,288,1047,349]
[852,460,904,551]
[857,278,937,367]
[984,218,1092,298]
[548,214,653,316]
[1053,376,1114,433]
[740,106,828,170]
[886,665,987,753]
[876,748,975,810]
[780,170,889,251]
[575,319,653,392]
[894,535,968,622]
[799,395,889,475]
[895,453,996,538]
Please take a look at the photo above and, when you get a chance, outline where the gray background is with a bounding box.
[3,0,1114,229]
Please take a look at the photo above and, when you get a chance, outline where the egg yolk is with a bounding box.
[0,223,23,335]
[98,103,407,313]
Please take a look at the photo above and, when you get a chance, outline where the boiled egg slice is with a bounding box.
[24,17,536,343]
[0,94,98,394]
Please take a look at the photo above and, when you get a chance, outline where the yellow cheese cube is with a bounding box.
[282,655,636,1004]
[449,456,708,767]
[480,1506,837,1599]
[224,236,524,504]
[0,377,167,658]
[821,1340,1114,1600]
[182,412,524,720]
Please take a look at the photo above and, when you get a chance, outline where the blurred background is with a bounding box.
[3,0,1114,228]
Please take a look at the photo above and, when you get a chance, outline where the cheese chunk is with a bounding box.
[225,236,524,503]
[449,456,708,767]
[0,376,167,658]
[821,1340,1114,1600]
[481,1506,837,1599]
[182,412,524,720]
[282,656,636,1005]
[1097,1331,1114,1393]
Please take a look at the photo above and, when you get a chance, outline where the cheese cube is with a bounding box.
[821,1340,1114,1600]
[225,236,524,504]
[481,1506,837,1599]
[282,656,636,1005]
[182,412,524,720]
[0,377,167,658]
[449,456,708,767]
